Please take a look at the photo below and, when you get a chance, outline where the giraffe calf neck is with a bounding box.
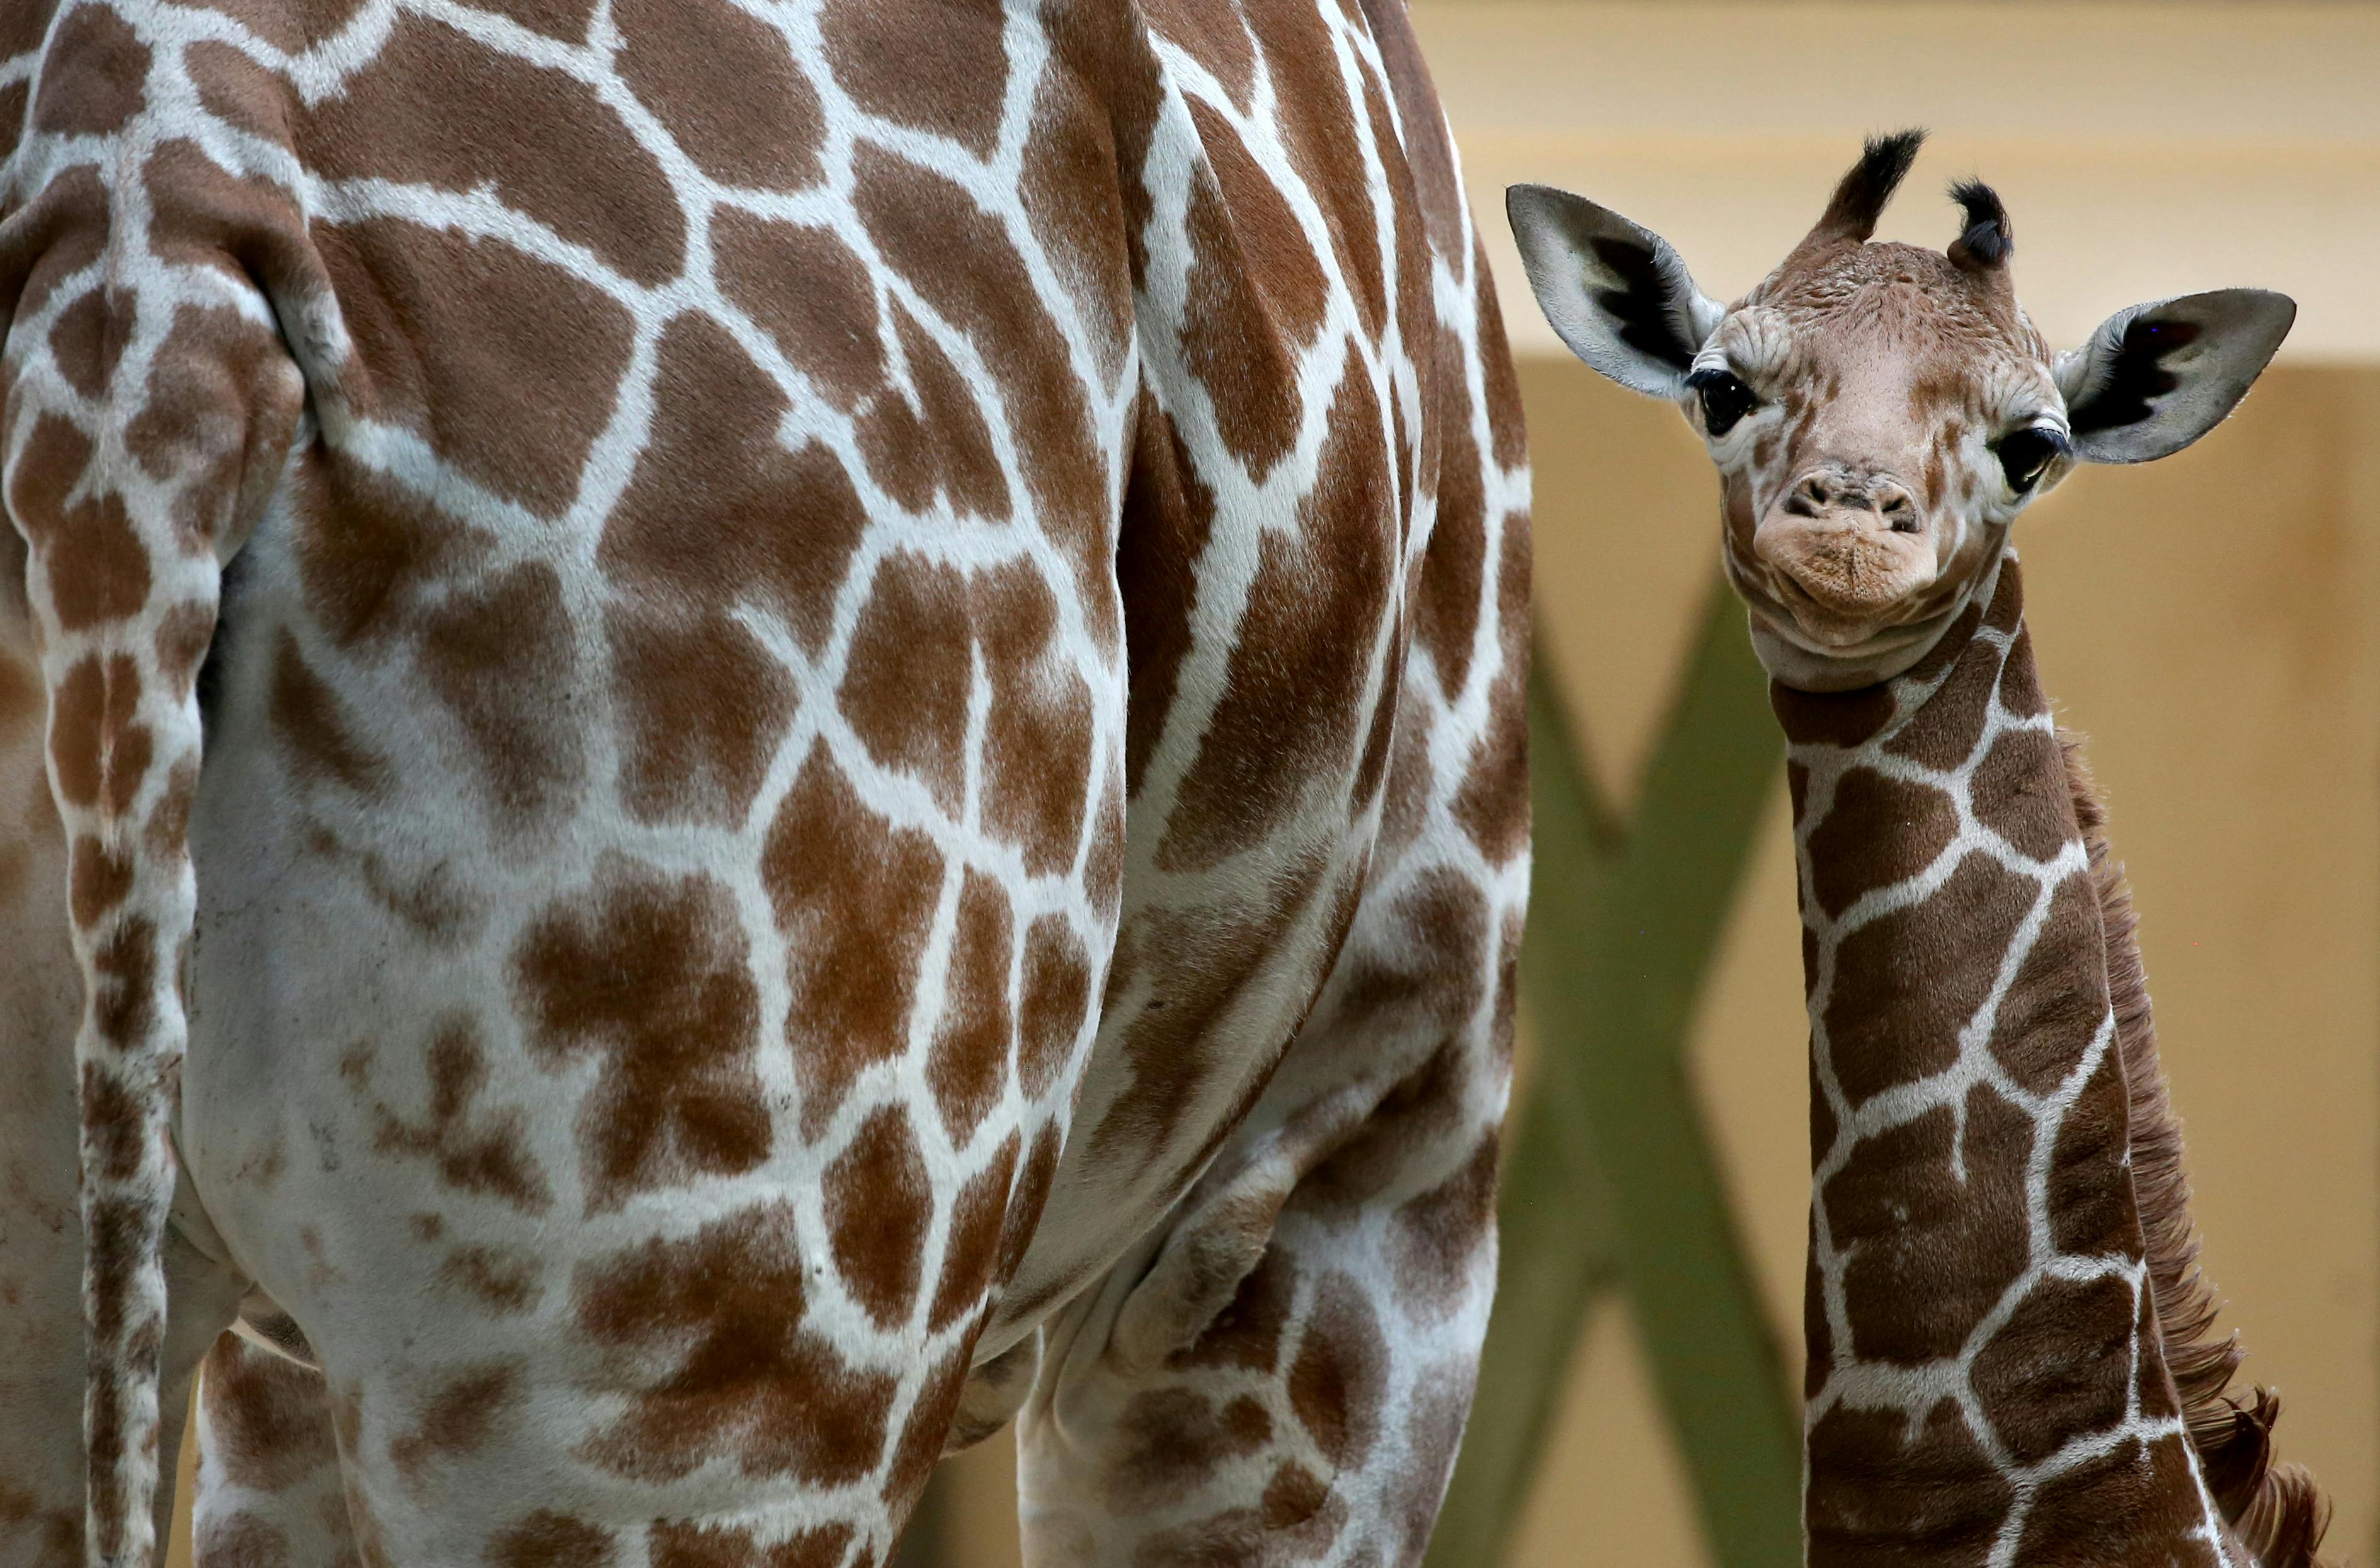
[1779,559,2327,1567]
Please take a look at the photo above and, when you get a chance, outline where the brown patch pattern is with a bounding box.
[573,1202,895,1485]
[1788,560,2320,1561]
[514,860,770,1210]
[761,742,943,1135]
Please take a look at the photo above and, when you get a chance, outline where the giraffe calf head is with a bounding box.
[1506,130,2296,690]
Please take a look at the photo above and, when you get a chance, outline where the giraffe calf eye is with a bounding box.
[1995,426,2070,492]
[1687,368,1758,438]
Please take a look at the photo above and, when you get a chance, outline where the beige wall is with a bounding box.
[1510,358,2380,1567]
[1419,4,2380,363]
[1450,8,2380,1556]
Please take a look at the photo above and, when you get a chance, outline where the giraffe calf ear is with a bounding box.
[1505,184,1722,399]
[2055,290,2296,463]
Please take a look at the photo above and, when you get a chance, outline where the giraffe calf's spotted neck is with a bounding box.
[1778,560,2329,1567]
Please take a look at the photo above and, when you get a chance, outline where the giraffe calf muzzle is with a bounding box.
[1754,476,1936,645]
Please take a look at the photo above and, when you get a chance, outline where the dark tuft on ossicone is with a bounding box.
[1809,128,1926,247]
[1947,178,2013,270]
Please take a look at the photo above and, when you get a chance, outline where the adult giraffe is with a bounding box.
[1509,134,2330,1564]
[0,0,1530,1562]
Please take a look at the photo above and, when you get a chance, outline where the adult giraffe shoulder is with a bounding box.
[0,0,1531,1563]
[1510,132,2331,1565]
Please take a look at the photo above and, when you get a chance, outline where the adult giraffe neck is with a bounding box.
[1772,556,2243,1565]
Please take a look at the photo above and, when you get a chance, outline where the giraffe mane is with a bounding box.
[2060,731,2335,1568]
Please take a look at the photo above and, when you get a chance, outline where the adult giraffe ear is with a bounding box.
[2055,289,2296,463]
[1506,184,1723,399]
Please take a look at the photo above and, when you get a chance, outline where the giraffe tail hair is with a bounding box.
[2059,731,2337,1568]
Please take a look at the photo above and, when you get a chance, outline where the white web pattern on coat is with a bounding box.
[1792,555,2233,1566]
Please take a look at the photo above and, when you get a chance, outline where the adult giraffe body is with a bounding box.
[1511,134,2331,1564]
[0,1,1530,1563]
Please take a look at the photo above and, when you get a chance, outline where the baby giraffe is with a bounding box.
[1508,133,2332,1565]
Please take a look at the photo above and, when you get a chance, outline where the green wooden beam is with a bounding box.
[1564,582,1797,1567]
[1428,581,1799,1568]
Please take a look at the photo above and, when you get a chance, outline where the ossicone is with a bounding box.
[1801,128,1926,251]
[1948,179,2013,273]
